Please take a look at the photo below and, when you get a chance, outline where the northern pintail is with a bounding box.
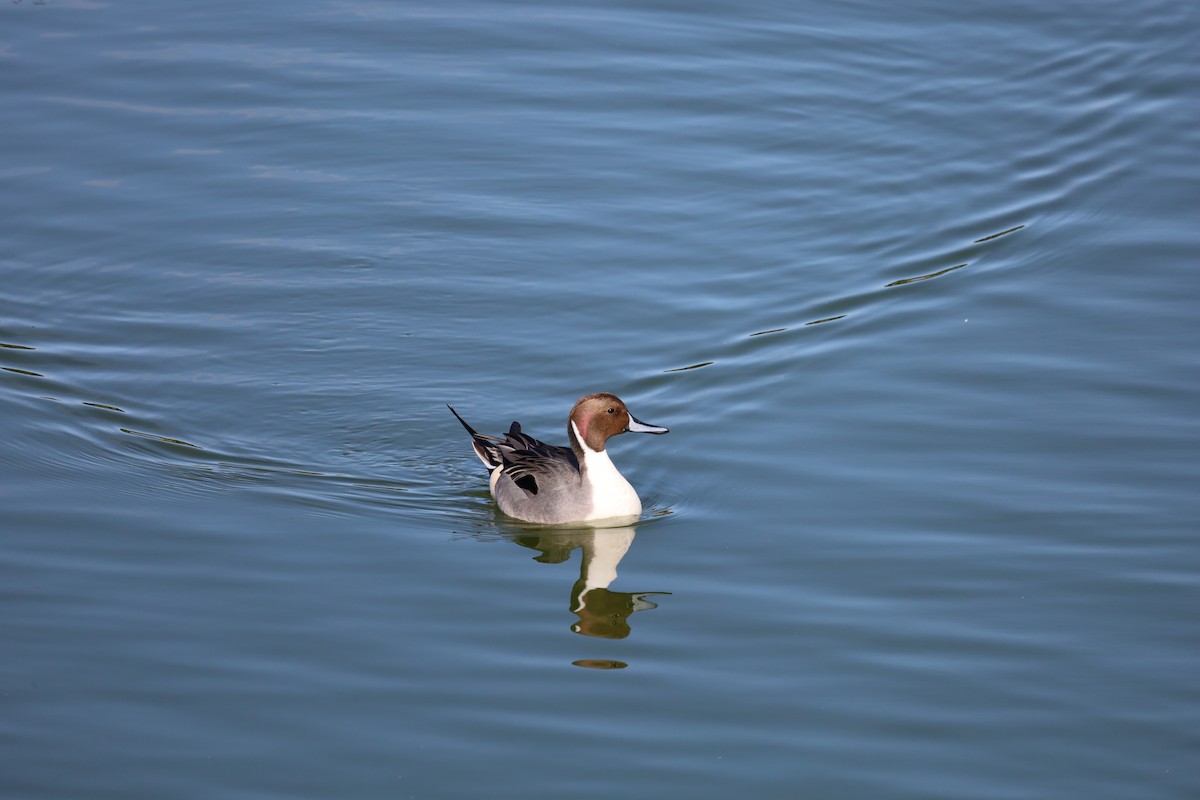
[448,393,668,524]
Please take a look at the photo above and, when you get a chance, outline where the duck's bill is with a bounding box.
[627,415,669,435]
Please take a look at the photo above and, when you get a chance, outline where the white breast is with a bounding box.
[573,421,642,521]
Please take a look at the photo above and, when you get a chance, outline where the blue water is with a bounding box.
[3,1,1198,798]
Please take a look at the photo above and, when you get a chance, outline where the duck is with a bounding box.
[448,393,668,524]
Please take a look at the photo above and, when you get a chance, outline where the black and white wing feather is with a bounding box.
[448,406,580,496]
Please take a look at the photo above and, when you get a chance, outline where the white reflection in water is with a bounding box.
[510,526,669,641]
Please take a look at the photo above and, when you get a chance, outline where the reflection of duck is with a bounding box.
[513,527,669,639]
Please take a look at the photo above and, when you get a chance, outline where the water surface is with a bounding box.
[3,1,1198,798]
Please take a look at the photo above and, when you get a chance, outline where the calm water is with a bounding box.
[3,1,1198,798]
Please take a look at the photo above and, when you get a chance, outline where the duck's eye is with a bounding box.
[606,407,615,414]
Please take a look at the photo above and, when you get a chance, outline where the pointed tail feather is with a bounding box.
[447,404,479,436]
[447,404,501,469]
